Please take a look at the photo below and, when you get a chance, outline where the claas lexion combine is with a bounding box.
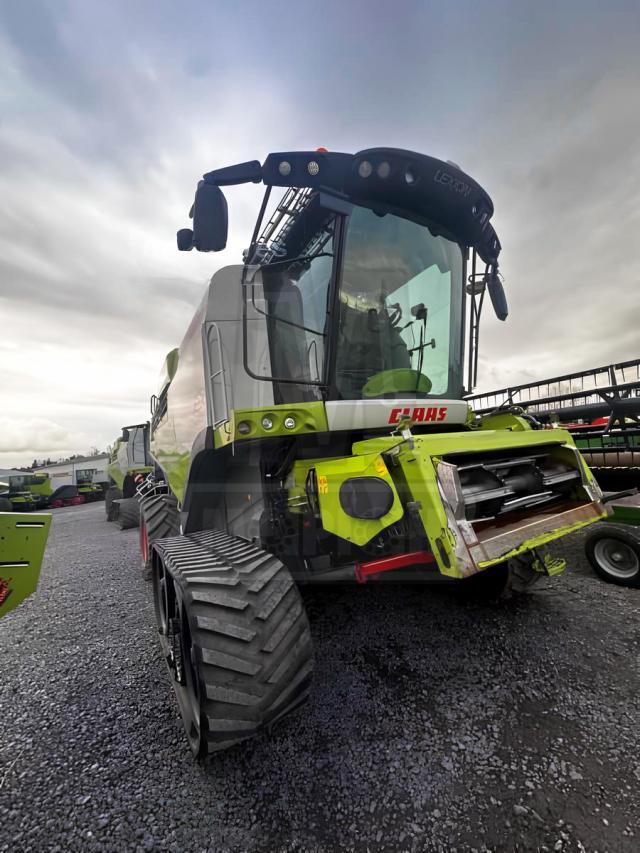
[104,423,153,528]
[138,147,606,756]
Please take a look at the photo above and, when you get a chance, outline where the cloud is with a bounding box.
[0,0,639,463]
[465,58,640,390]
[0,416,87,455]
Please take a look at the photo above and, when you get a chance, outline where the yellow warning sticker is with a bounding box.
[318,475,329,495]
[374,457,387,476]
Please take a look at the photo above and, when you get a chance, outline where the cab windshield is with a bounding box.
[335,206,463,399]
[257,198,464,402]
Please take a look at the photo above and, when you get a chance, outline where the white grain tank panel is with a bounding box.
[128,426,147,466]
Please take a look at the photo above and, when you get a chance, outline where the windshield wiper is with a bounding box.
[262,251,333,268]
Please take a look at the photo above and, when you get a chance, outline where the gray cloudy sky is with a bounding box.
[1,0,639,465]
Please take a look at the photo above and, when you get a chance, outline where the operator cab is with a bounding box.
[177,148,507,405]
[255,198,463,403]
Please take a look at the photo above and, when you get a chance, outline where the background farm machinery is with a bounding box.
[105,423,153,528]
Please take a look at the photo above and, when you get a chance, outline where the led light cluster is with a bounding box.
[277,159,321,178]
[235,414,298,437]
[357,158,416,184]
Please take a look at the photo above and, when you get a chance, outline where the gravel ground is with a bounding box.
[1,502,638,853]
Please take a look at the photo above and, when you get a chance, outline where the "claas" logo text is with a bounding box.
[388,406,448,425]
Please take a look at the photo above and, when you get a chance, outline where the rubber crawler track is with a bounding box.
[153,530,314,755]
[139,493,179,570]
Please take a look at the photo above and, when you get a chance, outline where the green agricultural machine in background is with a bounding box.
[0,488,51,619]
[105,423,153,528]
[0,473,53,511]
[76,479,104,503]
[137,147,607,756]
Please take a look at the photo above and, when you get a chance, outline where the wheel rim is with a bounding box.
[152,557,173,635]
[594,538,639,579]
[180,607,202,749]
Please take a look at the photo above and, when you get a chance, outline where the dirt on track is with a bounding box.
[1,502,638,852]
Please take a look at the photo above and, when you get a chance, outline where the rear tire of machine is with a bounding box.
[585,523,640,588]
[105,487,123,522]
[116,497,140,530]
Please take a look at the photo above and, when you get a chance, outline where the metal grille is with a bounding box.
[468,358,640,417]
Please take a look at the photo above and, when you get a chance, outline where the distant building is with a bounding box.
[34,454,110,491]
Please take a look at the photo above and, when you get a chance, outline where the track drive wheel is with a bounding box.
[139,493,179,578]
[459,561,510,599]
[585,523,640,588]
[105,487,123,521]
[116,497,140,530]
[152,531,314,757]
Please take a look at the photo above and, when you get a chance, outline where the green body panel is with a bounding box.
[230,402,329,443]
[285,458,342,512]
[535,554,567,576]
[610,502,640,526]
[152,450,190,506]
[351,426,583,461]
[77,483,103,497]
[0,512,51,618]
[279,425,602,577]
[314,453,403,546]
[477,412,531,432]
[108,464,125,491]
[27,476,52,499]
[575,433,640,451]
[8,494,32,507]
[157,402,330,506]
[158,347,180,396]
[362,369,433,397]
[344,428,604,578]
[107,439,126,489]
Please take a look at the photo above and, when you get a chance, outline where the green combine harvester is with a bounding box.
[0,483,51,619]
[105,423,153,528]
[0,473,53,511]
[137,147,607,756]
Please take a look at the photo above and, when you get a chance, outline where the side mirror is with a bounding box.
[487,268,508,321]
[188,182,228,252]
[177,229,193,251]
